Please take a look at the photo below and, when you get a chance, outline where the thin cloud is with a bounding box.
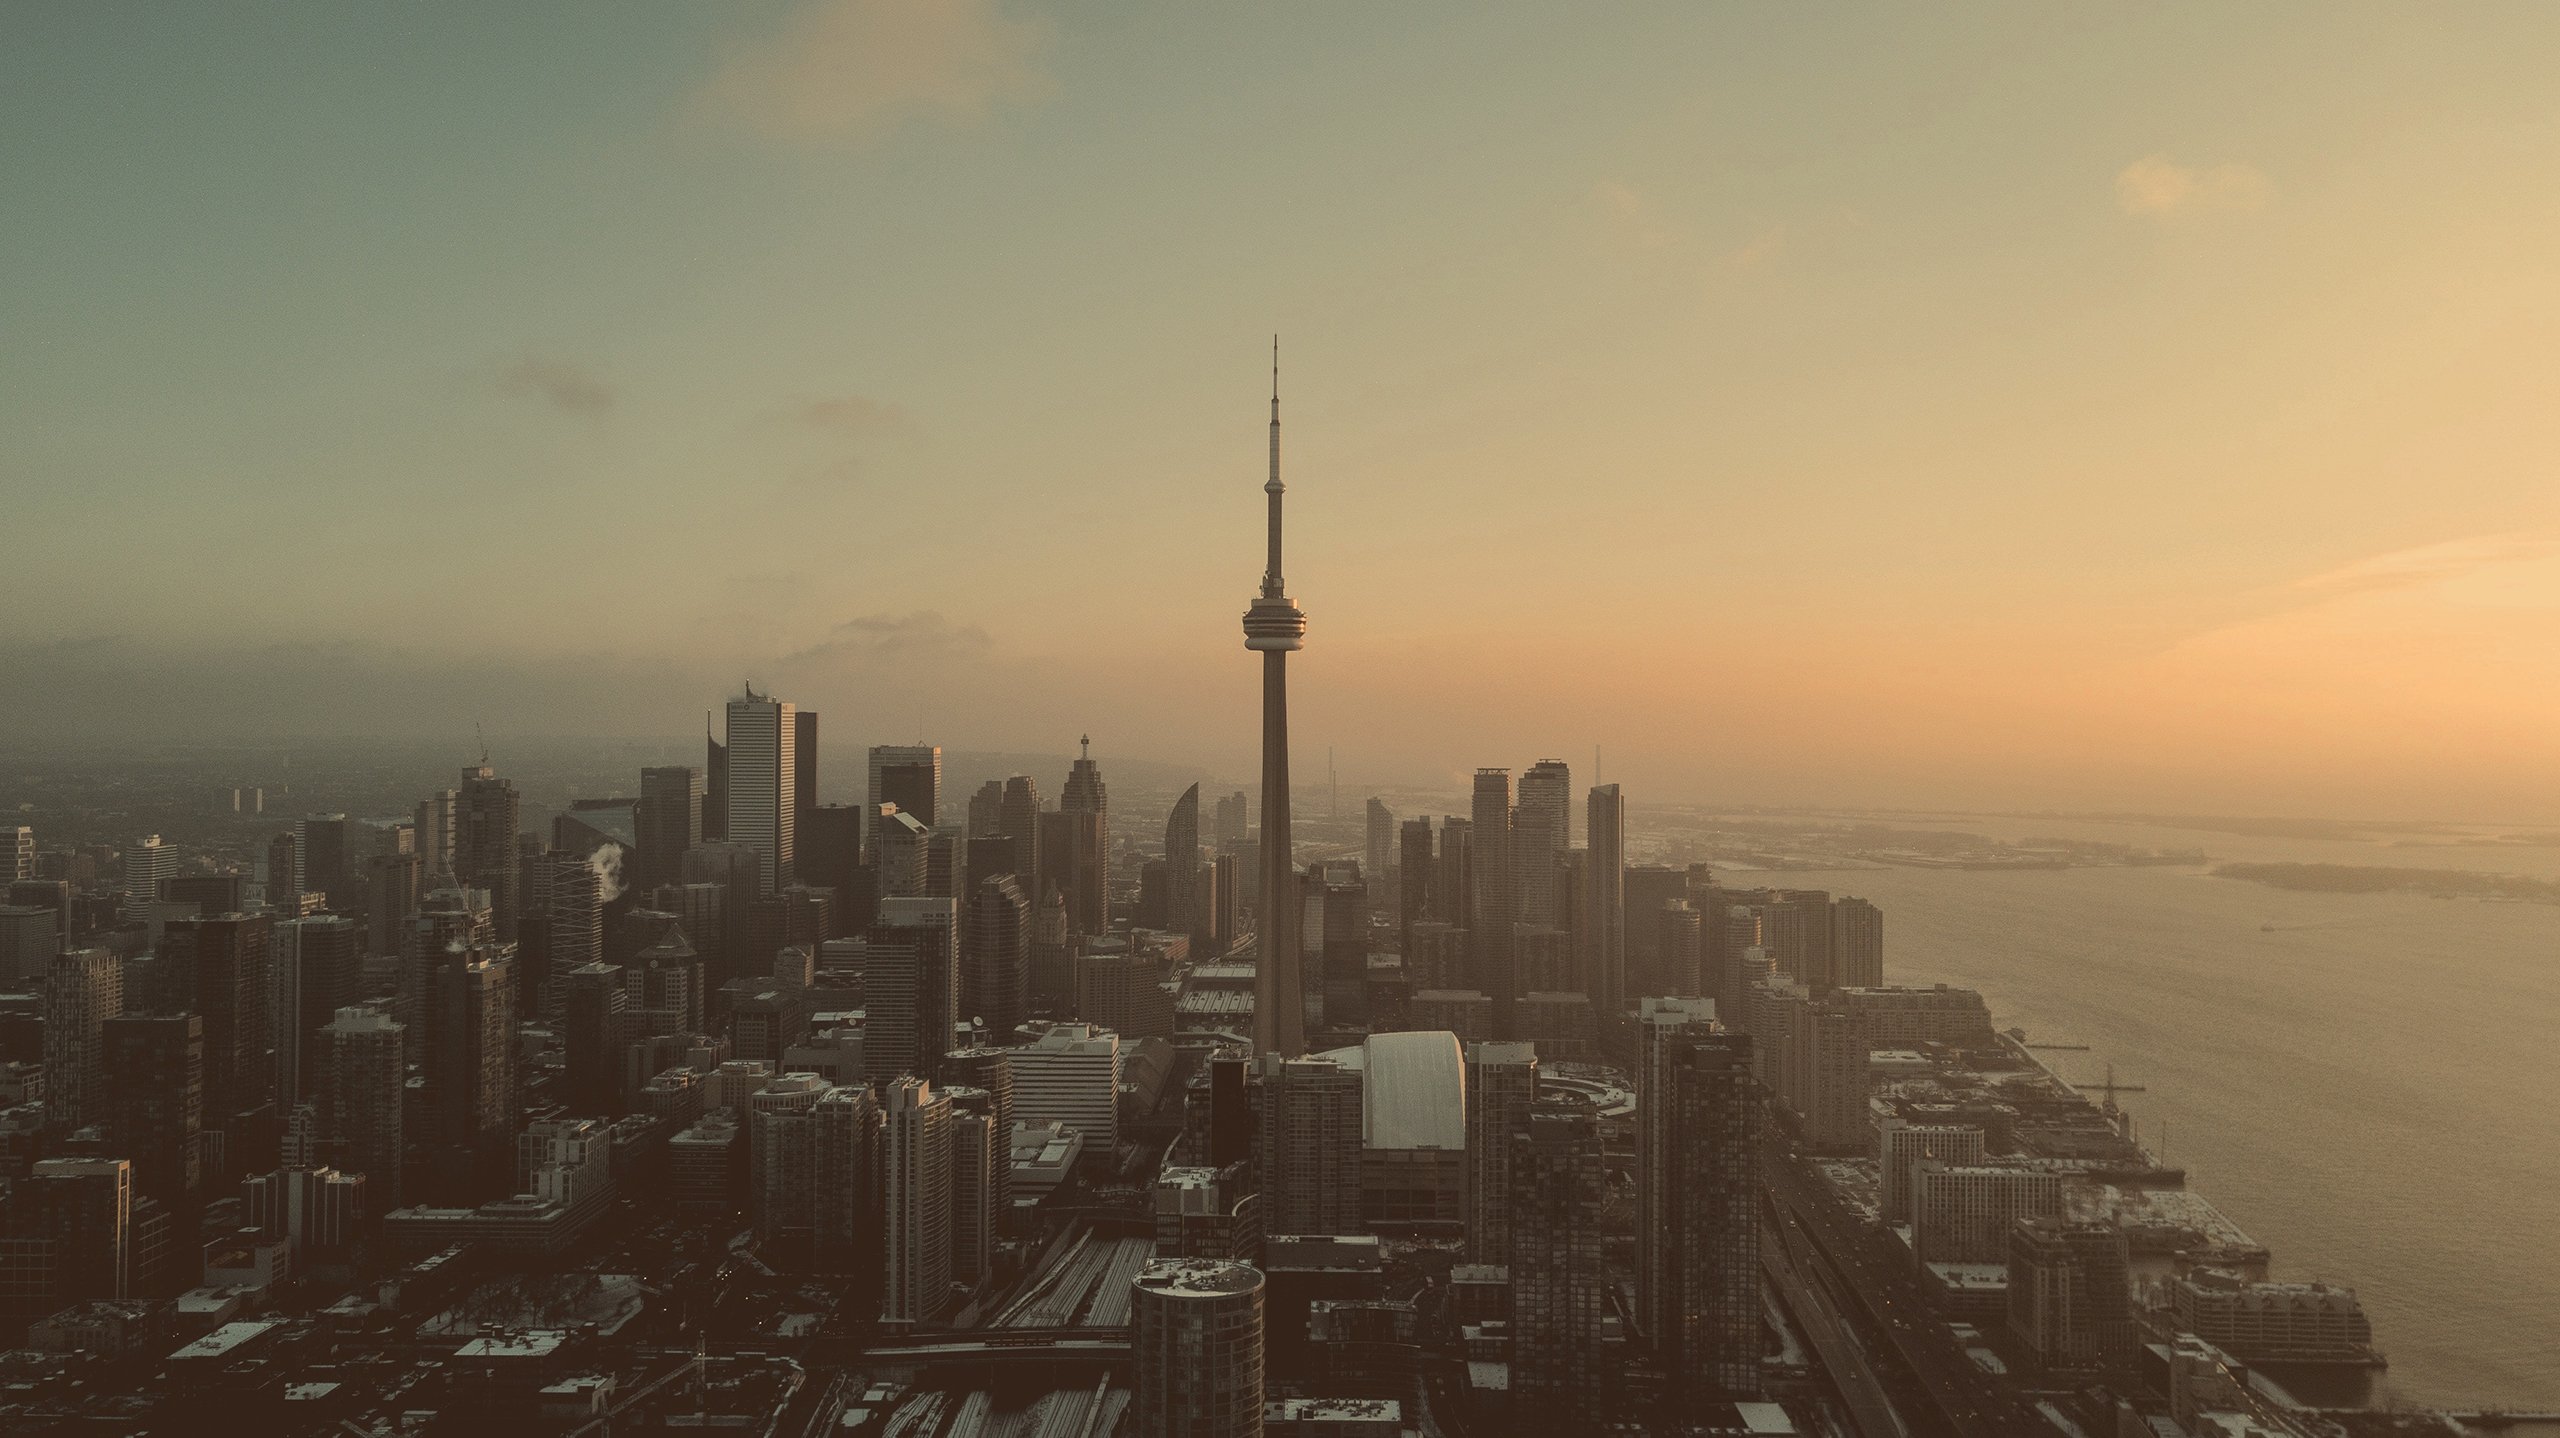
[2293,533,2560,597]
[791,393,918,438]
[498,357,616,416]
[782,611,993,668]
[694,0,1047,147]
[1590,180,1676,249]
[2116,155,2270,217]
[1719,224,1786,272]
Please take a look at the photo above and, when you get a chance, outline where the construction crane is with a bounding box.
[2071,1064,2149,1111]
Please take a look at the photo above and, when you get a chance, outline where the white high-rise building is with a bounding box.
[4,825,33,882]
[1008,1022,1122,1150]
[1878,1119,1987,1224]
[414,789,459,887]
[882,1076,953,1325]
[1912,1162,2063,1264]
[725,688,796,895]
[122,835,171,918]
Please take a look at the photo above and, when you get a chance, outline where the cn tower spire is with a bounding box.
[1264,335,1286,597]
[1244,338,1308,1057]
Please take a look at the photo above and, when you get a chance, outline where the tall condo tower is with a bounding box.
[1244,340,1308,1058]
[725,686,796,895]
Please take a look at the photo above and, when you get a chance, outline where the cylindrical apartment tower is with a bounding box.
[1132,1257,1264,1438]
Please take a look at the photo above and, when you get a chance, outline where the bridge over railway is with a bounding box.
[827,1327,1132,1372]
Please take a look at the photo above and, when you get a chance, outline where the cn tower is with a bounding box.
[1244,338,1308,1057]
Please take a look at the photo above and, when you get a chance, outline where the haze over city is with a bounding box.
[11,3,2560,817]
[3,7,2557,1438]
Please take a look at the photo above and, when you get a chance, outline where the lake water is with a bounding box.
[1751,815,2560,1409]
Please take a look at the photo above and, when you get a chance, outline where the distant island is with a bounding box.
[2214,861,2560,903]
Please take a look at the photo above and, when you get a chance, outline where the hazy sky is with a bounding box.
[7,2,2560,819]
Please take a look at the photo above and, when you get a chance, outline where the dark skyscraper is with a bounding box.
[1058,735,1110,933]
[158,912,276,1157]
[296,812,353,908]
[1833,896,1883,989]
[800,802,866,937]
[1587,784,1626,1020]
[1635,996,1715,1350]
[43,947,121,1138]
[562,962,628,1117]
[422,940,517,1201]
[1397,817,1434,944]
[638,766,704,895]
[1656,1031,1763,1397]
[1514,760,1571,935]
[101,1013,204,1215]
[1212,791,1247,852]
[456,762,524,940]
[864,898,958,1087]
[1163,783,1201,940]
[703,718,728,842]
[1510,1103,1608,1424]
[366,849,422,963]
[793,708,819,848]
[996,775,1041,903]
[965,778,1003,839]
[961,875,1029,1044]
[1244,345,1307,1058]
[868,745,941,853]
[1469,769,1514,1034]
[311,1005,404,1210]
[279,913,361,1105]
[1037,808,1103,938]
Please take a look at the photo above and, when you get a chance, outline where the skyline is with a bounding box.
[11,2,2560,820]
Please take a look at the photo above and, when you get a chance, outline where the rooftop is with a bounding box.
[1136,1258,1262,1298]
[1318,1030,1466,1152]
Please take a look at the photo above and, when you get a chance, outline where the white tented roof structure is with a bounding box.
[1319,1030,1466,1151]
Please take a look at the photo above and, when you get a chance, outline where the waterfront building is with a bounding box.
[2009,1218,2133,1371]
[1911,1162,2063,1265]
[1879,1120,1989,1223]
[1833,897,1883,989]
